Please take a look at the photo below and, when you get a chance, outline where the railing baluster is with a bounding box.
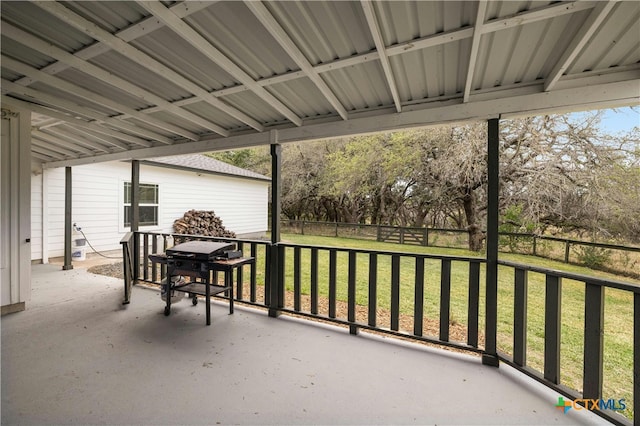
[236,242,244,300]
[329,249,337,318]
[310,248,318,315]
[414,257,424,337]
[544,274,562,384]
[161,235,168,280]
[348,251,357,334]
[368,253,377,327]
[391,255,400,331]
[151,234,158,283]
[143,233,149,281]
[293,246,301,311]
[467,261,480,348]
[440,259,451,342]
[265,243,271,306]
[277,244,285,310]
[583,281,604,400]
[513,268,528,366]
[250,243,257,303]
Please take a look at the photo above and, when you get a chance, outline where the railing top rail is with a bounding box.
[135,231,271,246]
[498,259,640,293]
[120,231,133,244]
[278,241,485,262]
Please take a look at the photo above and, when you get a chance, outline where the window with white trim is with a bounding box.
[123,182,159,227]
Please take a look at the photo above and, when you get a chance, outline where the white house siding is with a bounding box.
[31,161,268,261]
[30,172,42,261]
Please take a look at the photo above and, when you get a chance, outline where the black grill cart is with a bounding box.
[149,241,254,325]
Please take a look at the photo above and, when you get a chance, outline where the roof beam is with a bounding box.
[32,130,95,156]
[463,1,488,103]
[245,1,348,120]
[31,1,258,135]
[31,143,68,161]
[67,127,132,152]
[32,133,88,157]
[43,127,112,153]
[2,80,160,147]
[2,95,134,151]
[544,1,617,91]
[32,152,52,162]
[137,0,302,127]
[2,55,200,141]
[1,22,236,136]
[361,0,402,113]
[482,1,596,34]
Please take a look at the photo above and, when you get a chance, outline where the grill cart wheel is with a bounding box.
[164,306,170,316]
[192,295,198,305]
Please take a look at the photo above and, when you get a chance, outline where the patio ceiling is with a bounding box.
[1,1,639,168]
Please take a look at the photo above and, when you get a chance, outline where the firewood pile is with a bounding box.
[173,210,236,242]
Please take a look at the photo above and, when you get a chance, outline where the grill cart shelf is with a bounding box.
[149,241,254,325]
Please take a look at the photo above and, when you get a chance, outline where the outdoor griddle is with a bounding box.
[149,241,254,325]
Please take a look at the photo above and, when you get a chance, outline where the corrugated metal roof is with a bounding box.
[0,0,637,166]
[145,154,270,182]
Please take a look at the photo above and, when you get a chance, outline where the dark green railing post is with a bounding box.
[131,160,140,281]
[348,251,358,335]
[62,166,73,271]
[269,137,282,318]
[414,257,425,337]
[368,253,378,327]
[467,261,480,348]
[120,232,133,304]
[635,292,639,424]
[583,281,604,400]
[440,259,452,342]
[513,268,528,366]
[483,117,500,367]
[390,255,400,331]
[544,275,562,384]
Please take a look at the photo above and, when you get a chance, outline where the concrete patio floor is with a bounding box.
[1,264,608,425]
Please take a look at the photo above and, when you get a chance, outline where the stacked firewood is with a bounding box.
[173,210,236,238]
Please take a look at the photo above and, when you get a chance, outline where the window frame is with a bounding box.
[120,180,161,231]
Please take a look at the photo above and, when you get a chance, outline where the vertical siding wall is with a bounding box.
[31,161,268,260]
[30,172,43,261]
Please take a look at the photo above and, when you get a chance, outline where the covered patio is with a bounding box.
[2,263,605,425]
[1,1,638,425]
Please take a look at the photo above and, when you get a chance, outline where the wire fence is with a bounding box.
[281,220,640,279]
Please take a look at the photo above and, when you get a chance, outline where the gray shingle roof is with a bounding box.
[144,154,270,182]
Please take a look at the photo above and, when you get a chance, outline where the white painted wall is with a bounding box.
[31,161,269,260]
[30,172,43,262]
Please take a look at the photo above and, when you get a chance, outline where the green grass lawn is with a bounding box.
[243,233,636,421]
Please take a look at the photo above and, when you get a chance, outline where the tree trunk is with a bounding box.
[462,191,484,251]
